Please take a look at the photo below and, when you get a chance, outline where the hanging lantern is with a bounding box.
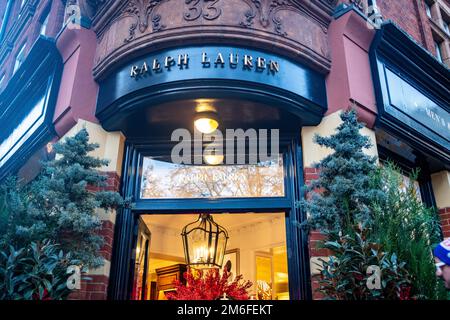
[182,214,229,269]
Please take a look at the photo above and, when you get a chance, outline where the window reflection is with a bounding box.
[140,157,285,199]
[0,95,45,167]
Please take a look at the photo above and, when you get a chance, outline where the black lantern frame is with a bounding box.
[181,214,229,269]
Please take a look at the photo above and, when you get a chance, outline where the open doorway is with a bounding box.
[131,212,290,300]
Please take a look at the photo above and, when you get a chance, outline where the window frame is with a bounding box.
[377,144,437,208]
[39,11,50,36]
[434,40,443,63]
[138,154,286,201]
[13,43,27,74]
[130,142,292,213]
[108,137,312,301]
[425,1,433,19]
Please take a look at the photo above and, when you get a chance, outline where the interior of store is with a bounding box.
[132,212,289,300]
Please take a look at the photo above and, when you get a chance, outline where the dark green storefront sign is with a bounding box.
[96,45,328,130]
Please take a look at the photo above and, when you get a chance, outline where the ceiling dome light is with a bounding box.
[204,153,224,166]
[194,111,219,134]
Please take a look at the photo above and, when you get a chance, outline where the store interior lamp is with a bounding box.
[181,214,229,269]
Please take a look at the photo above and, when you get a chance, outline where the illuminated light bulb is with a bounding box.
[204,153,224,165]
[194,118,218,134]
[194,111,219,134]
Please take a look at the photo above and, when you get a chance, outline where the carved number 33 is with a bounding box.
[184,0,222,21]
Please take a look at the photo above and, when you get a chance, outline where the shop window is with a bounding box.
[442,11,450,34]
[1,5,7,27]
[39,12,49,36]
[17,0,26,19]
[140,156,284,199]
[13,43,26,74]
[425,2,433,19]
[398,172,423,202]
[132,213,289,300]
[435,41,443,63]
[379,161,423,203]
[443,22,450,34]
[0,94,46,167]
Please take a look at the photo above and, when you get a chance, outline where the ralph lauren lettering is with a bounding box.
[178,54,189,69]
[215,53,225,68]
[153,59,162,73]
[130,51,280,78]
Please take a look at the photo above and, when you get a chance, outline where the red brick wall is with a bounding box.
[309,231,330,300]
[304,167,320,186]
[99,220,115,262]
[377,0,435,54]
[67,224,116,300]
[304,167,329,300]
[68,275,109,300]
[87,171,121,193]
[439,207,450,238]
[0,1,66,90]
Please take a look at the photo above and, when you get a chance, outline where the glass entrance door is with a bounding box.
[132,212,290,300]
[109,139,311,300]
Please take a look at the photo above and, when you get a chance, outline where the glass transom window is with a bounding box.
[140,156,285,199]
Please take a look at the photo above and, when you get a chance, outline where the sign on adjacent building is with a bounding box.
[371,23,450,164]
[0,37,62,180]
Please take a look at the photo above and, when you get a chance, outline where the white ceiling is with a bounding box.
[140,212,285,232]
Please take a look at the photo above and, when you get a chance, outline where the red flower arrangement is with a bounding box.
[399,285,412,300]
[32,288,52,300]
[166,268,252,300]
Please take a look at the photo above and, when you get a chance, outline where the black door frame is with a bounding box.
[108,136,312,300]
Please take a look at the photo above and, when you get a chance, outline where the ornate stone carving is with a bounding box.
[240,0,299,36]
[120,0,167,43]
[184,0,222,21]
[92,0,338,78]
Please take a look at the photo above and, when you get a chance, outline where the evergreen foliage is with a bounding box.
[0,129,123,268]
[317,228,411,300]
[371,163,447,299]
[301,110,383,237]
[0,240,75,300]
[303,110,447,300]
